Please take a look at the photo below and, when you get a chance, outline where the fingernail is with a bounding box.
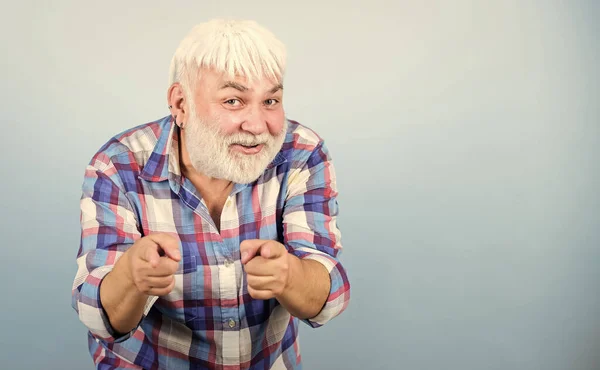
[241,251,248,261]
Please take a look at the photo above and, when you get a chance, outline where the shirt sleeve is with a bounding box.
[282,141,351,328]
[71,161,152,343]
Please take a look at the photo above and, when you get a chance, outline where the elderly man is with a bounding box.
[71,19,350,369]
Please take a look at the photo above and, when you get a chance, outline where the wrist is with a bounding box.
[280,253,302,299]
[112,252,145,297]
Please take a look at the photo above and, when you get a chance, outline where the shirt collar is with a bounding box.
[138,116,179,182]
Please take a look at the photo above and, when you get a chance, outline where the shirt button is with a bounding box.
[224,260,233,267]
[225,198,232,207]
[228,318,236,328]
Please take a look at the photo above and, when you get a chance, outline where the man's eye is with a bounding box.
[225,99,241,106]
[265,99,279,106]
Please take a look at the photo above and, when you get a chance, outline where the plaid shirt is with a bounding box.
[71,115,350,369]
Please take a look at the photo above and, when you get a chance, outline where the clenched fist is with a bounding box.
[123,233,181,296]
[240,240,291,300]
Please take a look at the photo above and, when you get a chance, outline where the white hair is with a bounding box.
[168,19,287,91]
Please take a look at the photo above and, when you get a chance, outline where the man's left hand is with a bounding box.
[240,239,292,300]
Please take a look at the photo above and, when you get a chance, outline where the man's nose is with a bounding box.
[240,104,268,135]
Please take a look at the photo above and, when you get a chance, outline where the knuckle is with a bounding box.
[133,276,144,287]
[135,237,149,249]
[164,276,174,287]
[133,265,144,275]
[276,275,285,285]
[158,277,173,290]
[160,286,173,296]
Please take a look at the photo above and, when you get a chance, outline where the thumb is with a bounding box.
[240,239,266,264]
[260,241,285,259]
[147,233,181,262]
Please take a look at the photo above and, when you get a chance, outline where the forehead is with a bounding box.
[197,67,282,92]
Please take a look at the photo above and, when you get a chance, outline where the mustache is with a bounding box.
[224,133,272,146]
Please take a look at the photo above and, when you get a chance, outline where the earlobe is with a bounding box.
[172,113,185,129]
[167,84,187,129]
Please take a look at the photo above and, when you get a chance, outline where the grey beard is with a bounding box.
[184,114,287,183]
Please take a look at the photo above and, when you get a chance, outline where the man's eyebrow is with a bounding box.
[269,84,284,94]
[220,81,248,92]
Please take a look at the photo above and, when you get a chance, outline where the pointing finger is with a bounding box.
[240,239,266,264]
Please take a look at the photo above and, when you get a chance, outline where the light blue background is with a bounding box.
[1,1,598,369]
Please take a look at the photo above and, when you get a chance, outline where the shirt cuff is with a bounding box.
[76,266,156,344]
[291,248,351,328]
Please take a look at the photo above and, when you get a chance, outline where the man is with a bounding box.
[71,19,350,369]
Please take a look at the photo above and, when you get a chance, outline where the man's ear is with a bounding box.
[167,83,188,127]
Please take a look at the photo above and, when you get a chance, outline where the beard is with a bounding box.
[183,106,287,184]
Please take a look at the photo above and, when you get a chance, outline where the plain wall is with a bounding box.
[1,1,598,369]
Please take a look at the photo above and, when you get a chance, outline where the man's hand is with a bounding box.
[240,240,291,300]
[240,239,330,319]
[100,233,182,335]
[121,233,182,297]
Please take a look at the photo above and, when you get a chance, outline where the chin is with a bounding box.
[228,163,269,184]
[223,152,276,183]
[196,157,268,184]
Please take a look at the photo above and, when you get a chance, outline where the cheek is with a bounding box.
[266,110,286,135]
[215,113,243,135]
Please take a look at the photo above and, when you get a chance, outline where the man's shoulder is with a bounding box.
[87,116,170,171]
[282,119,327,165]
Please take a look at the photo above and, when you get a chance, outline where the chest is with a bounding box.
[135,178,285,243]
[134,178,286,323]
[203,194,228,232]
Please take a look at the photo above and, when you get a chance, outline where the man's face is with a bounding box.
[183,68,287,184]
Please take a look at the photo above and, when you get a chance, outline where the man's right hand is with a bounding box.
[122,233,182,296]
[100,233,182,335]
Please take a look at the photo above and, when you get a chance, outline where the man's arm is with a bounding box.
[72,165,143,342]
[242,140,350,326]
[283,140,350,326]
[72,163,179,341]
[278,256,330,319]
[241,240,330,319]
[99,253,148,335]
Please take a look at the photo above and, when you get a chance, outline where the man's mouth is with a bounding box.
[230,143,265,154]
